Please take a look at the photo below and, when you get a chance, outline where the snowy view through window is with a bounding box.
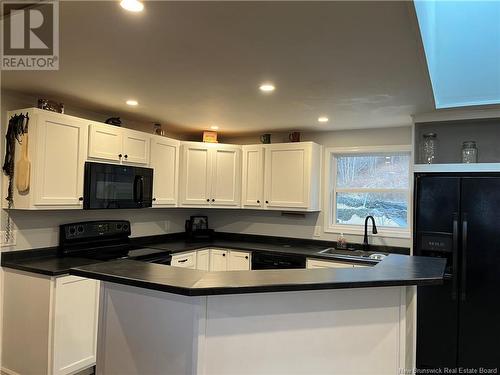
[334,153,410,228]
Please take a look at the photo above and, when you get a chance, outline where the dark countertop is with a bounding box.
[70,254,446,296]
[1,232,409,276]
[1,232,443,295]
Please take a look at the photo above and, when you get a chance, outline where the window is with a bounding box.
[325,146,411,238]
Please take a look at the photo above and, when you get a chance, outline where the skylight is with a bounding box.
[414,1,500,108]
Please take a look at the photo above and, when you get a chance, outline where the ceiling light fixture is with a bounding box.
[210,125,219,130]
[317,116,329,123]
[259,83,275,93]
[126,99,138,106]
[120,0,144,12]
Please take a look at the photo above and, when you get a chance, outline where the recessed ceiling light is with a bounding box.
[126,99,138,106]
[317,116,329,123]
[210,125,219,130]
[120,0,144,12]
[259,83,275,93]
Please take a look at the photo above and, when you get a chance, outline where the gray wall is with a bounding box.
[1,89,412,251]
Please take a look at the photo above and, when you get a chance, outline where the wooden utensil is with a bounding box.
[16,131,30,193]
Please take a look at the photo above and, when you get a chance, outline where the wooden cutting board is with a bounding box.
[16,131,30,193]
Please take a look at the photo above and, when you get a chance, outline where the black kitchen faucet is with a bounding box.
[363,216,378,251]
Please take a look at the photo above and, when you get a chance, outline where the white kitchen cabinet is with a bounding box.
[171,251,197,269]
[150,135,180,207]
[87,122,121,162]
[196,249,210,271]
[3,108,88,209]
[211,145,241,207]
[228,250,251,270]
[88,122,150,165]
[241,145,265,208]
[179,142,241,207]
[264,142,321,211]
[2,270,99,375]
[209,249,229,271]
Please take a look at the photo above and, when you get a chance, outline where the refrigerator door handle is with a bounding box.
[452,213,459,300]
[461,213,468,302]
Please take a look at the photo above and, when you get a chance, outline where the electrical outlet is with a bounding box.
[0,230,17,247]
[313,226,321,237]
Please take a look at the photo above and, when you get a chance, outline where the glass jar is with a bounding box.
[421,132,438,164]
[462,141,478,163]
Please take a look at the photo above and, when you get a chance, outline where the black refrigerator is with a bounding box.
[414,173,500,370]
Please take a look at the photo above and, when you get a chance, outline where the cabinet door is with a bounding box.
[209,249,228,271]
[196,249,210,271]
[228,250,251,271]
[34,113,87,207]
[211,146,241,207]
[242,146,264,208]
[179,144,212,206]
[52,276,99,375]
[122,129,150,165]
[88,122,122,162]
[150,136,179,206]
[264,143,311,209]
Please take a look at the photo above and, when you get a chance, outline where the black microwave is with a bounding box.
[83,162,153,209]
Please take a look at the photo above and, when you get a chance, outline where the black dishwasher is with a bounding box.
[252,252,306,269]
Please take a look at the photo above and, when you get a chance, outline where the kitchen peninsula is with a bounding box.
[71,250,445,375]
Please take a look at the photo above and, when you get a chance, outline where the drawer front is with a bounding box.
[306,258,354,269]
[171,252,197,268]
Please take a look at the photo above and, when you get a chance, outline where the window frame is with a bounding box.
[324,145,412,239]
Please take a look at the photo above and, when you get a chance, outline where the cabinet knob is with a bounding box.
[124,154,128,158]
[257,200,260,203]
[78,197,83,201]
[206,199,210,202]
[152,198,156,201]
[118,154,122,158]
[245,256,249,259]
[265,200,269,204]
[212,199,215,202]
[222,253,226,257]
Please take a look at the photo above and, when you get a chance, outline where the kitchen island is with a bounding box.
[71,254,445,375]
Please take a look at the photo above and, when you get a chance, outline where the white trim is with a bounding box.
[413,163,500,173]
[324,145,412,238]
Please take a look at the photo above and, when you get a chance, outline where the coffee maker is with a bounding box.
[185,216,214,241]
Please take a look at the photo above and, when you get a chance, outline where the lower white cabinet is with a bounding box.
[306,258,369,269]
[170,249,251,271]
[209,249,229,271]
[171,251,197,269]
[228,250,252,271]
[2,270,99,375]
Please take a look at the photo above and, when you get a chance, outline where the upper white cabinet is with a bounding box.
[179,142,241,207]
[150,135,179,207]
[88,122,150,165]
[264,142,321,211]
[3,108,87,209]
[211,145,241,207]
[242,145,265,208]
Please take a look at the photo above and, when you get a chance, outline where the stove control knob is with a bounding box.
[77,225,84,233]
[69,227,76,235]
[123,224,129,231]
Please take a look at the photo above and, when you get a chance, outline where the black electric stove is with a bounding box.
[58,220,172,264]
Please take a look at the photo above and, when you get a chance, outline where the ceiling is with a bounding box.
[1,1,435,134]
